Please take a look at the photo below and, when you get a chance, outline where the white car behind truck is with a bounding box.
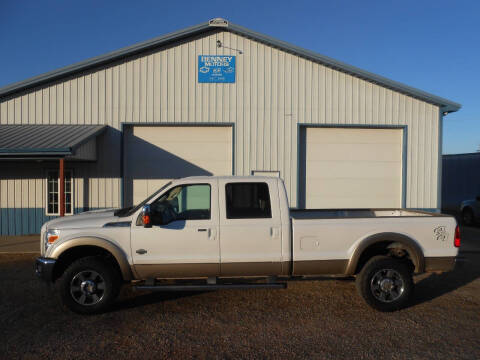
[35,176,461,314]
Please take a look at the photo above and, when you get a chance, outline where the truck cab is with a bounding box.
[129,176,290,278]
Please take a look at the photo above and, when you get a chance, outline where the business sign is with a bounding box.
[198,55,235,83]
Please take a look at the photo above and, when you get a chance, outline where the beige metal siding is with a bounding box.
[303,127,403,208]
[69,138,97,161]
[0,30,441,234]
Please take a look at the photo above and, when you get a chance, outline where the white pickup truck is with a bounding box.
[35,176,461,314]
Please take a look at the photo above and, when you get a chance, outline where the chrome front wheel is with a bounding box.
[59,256,121,314]
[70,270,106,306]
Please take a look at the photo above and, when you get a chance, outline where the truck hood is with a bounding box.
[45,208,120,230]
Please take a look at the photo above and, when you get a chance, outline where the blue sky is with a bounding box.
[0,0,478,154]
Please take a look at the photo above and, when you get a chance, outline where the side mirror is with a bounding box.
[142,205,152,228]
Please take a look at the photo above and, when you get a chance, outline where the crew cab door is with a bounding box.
[130,180,220,278]
[218,178,283,276]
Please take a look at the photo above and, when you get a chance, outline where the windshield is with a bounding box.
[115,181,172,217]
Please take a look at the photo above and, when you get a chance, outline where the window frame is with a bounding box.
[225,182,272,220]
[45,169,74,216]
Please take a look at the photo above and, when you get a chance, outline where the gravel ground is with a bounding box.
[0,238,479,358]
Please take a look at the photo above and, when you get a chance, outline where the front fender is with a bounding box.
[49,236,133,281]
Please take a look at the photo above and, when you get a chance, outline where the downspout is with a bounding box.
[59,158,65,217]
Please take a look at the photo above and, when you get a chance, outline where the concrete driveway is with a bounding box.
[0,235,39,253]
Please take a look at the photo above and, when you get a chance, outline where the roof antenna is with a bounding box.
[217,40,243,54]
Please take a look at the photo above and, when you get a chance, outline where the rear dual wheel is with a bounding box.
[356,256,413,312]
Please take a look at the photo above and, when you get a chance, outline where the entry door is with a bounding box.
[131,181,220,278]
[218,179,282,276]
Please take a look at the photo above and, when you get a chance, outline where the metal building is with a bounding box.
[0,18,461,235]
[442,153,480,213]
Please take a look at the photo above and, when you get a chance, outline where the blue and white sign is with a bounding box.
[198,55,235,83]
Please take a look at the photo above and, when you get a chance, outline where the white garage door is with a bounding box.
[303,127,403,209]
[124,126,232,205]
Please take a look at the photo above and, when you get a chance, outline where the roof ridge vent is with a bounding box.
[209,18,228,27]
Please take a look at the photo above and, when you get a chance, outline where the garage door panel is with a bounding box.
[306,143,401,162]
[307,161,402,179]
[303,127,403,209]
[139,144,231,163]
[125,126,232,205]
[132,179,173,206]
[307,194,400,209]
[135,126,231,142]
[307,128,402,144]
[309,178,402,197]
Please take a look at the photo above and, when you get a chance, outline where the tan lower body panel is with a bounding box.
[134,262,288,279]
[133,259,352,280]
[424,257,456,272]
[134,263,219,279]
[293,259,348,275]
[220,262,285,277]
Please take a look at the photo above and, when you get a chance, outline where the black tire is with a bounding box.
[356,255,413,312]
[462,208,474,226]
[58,256,121,315]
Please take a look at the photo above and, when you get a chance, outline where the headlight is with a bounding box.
[45,229,60,251]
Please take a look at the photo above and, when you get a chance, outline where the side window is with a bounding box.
[151,184,211,224]
[225,182,272,219]
[46,170,73,216]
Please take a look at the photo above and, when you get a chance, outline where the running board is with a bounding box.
[134,283,287,291]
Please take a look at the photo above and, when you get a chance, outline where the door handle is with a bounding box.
[270,227,280,239]
[198,228,216,240]
[136,249,147,255]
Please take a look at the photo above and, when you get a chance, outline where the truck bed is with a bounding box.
[290,208,448,220]
[290,207,457,277]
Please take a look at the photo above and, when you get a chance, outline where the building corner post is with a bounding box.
[437,110,444,211]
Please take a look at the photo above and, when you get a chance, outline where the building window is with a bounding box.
[46,170,73,215]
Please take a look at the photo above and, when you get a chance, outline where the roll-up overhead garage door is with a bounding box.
[124,126,232,205]
[301,127,404,209]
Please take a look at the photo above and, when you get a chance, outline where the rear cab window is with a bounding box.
[225,182,272,219]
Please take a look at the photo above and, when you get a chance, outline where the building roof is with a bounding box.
[0,18,461,113]
[0,125,106,157]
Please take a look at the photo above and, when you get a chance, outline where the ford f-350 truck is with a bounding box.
[35,176,461,314]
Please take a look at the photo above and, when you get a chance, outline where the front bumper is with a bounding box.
[35,257,56,282]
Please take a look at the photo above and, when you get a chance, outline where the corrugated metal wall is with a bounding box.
[0,163,54,235]
[0,30,441,234]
